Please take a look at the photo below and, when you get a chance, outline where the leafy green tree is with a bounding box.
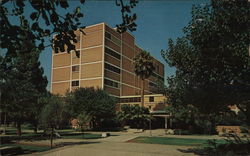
[0,31,47,136]
[161,0,250,127]
[0,0,138,134]
[77,112,92,138]
[26,59,48,133]
[115,0,138,33]
[134,50,155,107]
[40,94,64,149]
[66,87,116,130]
[165,104,216,134]
[118,104,150,129]
[29,92,50,133]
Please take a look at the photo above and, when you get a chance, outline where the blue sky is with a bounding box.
[8,0,209,89]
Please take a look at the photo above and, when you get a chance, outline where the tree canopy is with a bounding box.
[117,104,150,129]
[0,0,138,57]
[134,50,155,106]
[134,50,155,81]
[66,87,116,129]
[0,32,48,135]
[161,0,250,124]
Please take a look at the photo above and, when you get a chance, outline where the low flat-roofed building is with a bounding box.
[118,94,167,111]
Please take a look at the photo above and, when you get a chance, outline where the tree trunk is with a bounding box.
[50,127,53,149]
[33,126,38,134]
[141,79,145,107]
[17,122,21,136]
[3,112,7,134]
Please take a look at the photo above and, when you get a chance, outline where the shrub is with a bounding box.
[189,134,250,156]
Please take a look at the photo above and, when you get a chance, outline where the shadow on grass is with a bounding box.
[177,148,195,154]
[177,142,250,156]
[61,133,101,139]
[2,141,101,155]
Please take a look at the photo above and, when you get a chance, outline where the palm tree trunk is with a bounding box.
[141,79,145,107]
[50,127,54,149]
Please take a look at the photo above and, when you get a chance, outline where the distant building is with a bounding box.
[51,23,166,110]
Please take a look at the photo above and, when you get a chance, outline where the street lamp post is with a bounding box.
[149,110,152,137]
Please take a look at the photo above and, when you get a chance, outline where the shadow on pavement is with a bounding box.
[56,141,101,147]
[177,148,195,154]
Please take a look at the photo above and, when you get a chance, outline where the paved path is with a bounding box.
[38,141,193,156]
[25,129,219,156]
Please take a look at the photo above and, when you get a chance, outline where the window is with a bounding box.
[72,65,79,72]
[105,32,111,39]
[105,63,120,74]
[134,97,141,102]
[104,79,119,88]
[151,72,157,78]
[119,97,141,103]
[149,96,154,102]
[105,47,121,60]
[72,80,79,87]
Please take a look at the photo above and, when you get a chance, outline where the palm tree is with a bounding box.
[77,112,92,138]
[134,50,155,107]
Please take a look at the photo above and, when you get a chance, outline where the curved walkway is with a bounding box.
[28,129,219,156]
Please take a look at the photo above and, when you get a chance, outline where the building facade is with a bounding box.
[51,23,165,110]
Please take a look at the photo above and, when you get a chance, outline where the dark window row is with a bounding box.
[104,79,119,88]
[151,72,164,81]
[105,31,121,46]
[149,82,157,87]
[105,47,121,60]
[105,63,120,74]
[119,97,141,103]
[72,80,79,87]
[105,32,111,40]
[72,65,79,72]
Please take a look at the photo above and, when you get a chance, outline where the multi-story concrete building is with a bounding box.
[51,23,165,110]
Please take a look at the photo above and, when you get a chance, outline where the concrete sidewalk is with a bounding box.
[37,141,193,156]
[24,129,222,156]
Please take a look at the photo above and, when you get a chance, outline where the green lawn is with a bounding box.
[129,137,226,146]
[16,144,50,152]
[0,144,50,153]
